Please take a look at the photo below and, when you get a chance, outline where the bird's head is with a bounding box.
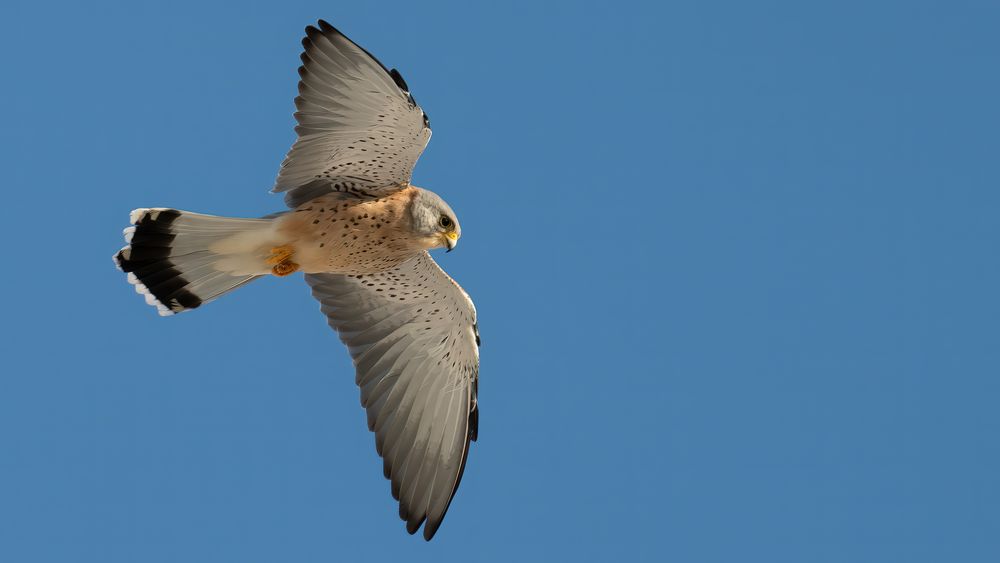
[409,188,461,251]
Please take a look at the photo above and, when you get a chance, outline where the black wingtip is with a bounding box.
[405,518,422,535]
[389,68,409,92]
[469,407,479,442]
[403,506,427,537]
[298,19,426,123]
[308,20,344,41]
[301,18,398,80]
[304,23,334,47]
[423,518,442,541]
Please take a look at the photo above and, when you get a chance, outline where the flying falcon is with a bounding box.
[113,20,480,541]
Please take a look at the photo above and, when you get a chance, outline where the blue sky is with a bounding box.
[1,0,998,561]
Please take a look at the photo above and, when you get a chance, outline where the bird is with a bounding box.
[112,20,480,541]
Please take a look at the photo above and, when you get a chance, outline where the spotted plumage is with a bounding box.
[276,187,434,274]
[111,20,478,541]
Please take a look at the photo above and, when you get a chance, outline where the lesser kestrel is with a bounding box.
[113,20,479,541]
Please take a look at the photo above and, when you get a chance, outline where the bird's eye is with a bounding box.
[439,216,453,228]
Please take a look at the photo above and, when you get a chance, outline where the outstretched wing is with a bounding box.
[275,20,432,208]
[305,252,480,540]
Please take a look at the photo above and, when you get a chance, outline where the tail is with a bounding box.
[113,208,280,316]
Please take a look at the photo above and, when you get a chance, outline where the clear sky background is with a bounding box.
[1,1,998,561]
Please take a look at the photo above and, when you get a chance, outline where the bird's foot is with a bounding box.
[266,245,299,277]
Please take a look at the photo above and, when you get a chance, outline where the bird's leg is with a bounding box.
[266,244,299,276]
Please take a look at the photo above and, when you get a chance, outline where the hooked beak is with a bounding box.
[444,231,458,252]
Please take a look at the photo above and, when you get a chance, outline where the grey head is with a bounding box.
[409,187,461,251]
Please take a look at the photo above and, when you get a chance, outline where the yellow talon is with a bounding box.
[271,261,299,276]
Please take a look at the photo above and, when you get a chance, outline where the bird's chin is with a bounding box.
[412,234,449,251]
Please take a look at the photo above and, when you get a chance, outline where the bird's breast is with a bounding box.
[275,190,423,274]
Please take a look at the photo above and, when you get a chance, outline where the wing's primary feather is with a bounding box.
[274,20,432,208]
[306,252,479,540]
